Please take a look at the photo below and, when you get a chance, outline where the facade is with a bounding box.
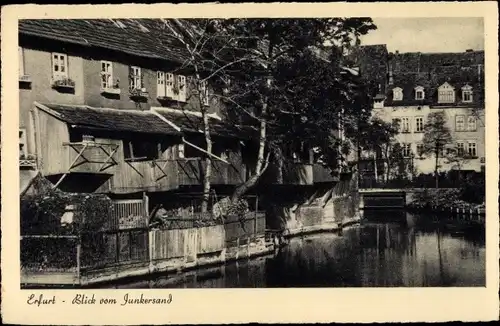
[354,45,485,177]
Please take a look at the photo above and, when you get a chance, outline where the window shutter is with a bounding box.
[166,73,174,98]
[140,69,144,90]
[178,75,186,102]
[128,66,134,90]
[157,72,165,97]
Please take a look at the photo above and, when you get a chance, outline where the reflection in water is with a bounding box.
[109,210,485,288]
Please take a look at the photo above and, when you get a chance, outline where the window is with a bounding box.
[52,52,68,79]
[157,71,165,97]
[455,115,465,131]
[200,80,209,106]
[402,143,412,158]
[123,140,159,161]
[19,129,27,158]
[414,86,425,100]
[467,141,477,157]
[100,61,113,89]
[416,143,424,157]
[467,116,477,131]
[456,141,465,156]
[401,117,410,133]
[166,73,175,98]
[462,85,473,103]
[19,47,25,76]
[438,82,455,103]
[392,87,403,101]
[415,116,424,132]
[176,75,187,102]
[129,66,142,90]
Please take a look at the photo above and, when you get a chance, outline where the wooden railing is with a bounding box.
[177,158,245,186]
[64,141,119,174]
[268,161,313,185]
[312,163,337,183]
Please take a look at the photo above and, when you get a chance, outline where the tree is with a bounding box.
[358,117,399,183]
[160,19,256,213]
[422,111,452,188]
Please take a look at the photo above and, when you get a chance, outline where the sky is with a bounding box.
[359,17,484,53]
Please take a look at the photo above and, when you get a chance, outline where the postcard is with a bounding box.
[1,2,499,324]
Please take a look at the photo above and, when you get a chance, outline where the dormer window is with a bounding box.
[438,82,455,103]
[462,84,473,103]
[392,87,403,101]
[414,86,425,100]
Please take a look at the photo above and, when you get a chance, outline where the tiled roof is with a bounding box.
[38,103,181,135]
[391,51,484,74]
[19,19,189,63]
[154,109,256,140]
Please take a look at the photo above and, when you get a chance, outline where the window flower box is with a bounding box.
[129,88,149,100]
[100,86,121,95]
[19,74,32,84]
[51,77,75,90]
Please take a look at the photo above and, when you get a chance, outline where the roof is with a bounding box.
[391,51,485,74]
[153,108,256,140]
[37,103,181,135]
[384,68,484,107]
[19,19,190,63]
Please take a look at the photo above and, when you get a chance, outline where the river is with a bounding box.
[106,210,485,288]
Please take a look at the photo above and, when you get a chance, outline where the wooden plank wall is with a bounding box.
[150,225,225,261]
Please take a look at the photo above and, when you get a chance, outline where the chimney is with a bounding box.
[388,64,394,85]
[395,50,399,55]
[465,49,473,52]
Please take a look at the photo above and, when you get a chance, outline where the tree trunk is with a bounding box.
[201,112,212,213]
[434,147,439,189]
[231,98,268,202]
[193,66,212,214]
[231,40,273,203]
[275,145,284,184]
[382,146,389,182]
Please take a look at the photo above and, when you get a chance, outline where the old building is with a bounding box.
[18,19,262,224]
[353,45,485,180]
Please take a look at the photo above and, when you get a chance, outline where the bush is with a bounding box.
[460,175,485,204]
[21,189,113,235]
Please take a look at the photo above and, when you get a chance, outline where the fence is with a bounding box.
[150,225,225,261]
[21,235,79,273]
[224,212,266,247]
[79,228,149,270]
[108,199,148,230]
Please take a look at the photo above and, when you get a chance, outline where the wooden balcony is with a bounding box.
[268,162,313,185]
[63,141,119,175]
[312,163,338,183]
[177,158,245,187]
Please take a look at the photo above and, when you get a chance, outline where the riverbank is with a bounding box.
[22,216,363,288]
[406,188,485,218]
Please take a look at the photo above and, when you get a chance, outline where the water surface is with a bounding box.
[107,210,485,288]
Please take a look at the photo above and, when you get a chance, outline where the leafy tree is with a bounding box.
[422,111,452,188]
[210,18,376,202]
[358,117,399,183]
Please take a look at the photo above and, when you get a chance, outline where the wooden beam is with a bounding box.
[52,173,67,189]
[182,138,230,164]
